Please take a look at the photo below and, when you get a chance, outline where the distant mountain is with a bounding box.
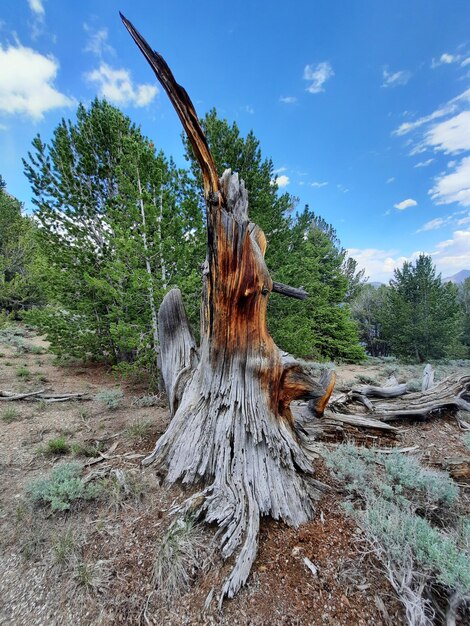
[443,269,470,284]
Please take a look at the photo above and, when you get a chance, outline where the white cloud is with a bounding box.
[382,67,411,88]
[275,174,289,187]
[349,231,470,282]
[386,177,395,184]
[347,247,418,283]
[310,181,328,188]
[0,42,74,120]
[430,156,470,207]
[431,51,470,69]
[416,217,447,232]
[279,96,297,104]
[432,228,470,274]
[303,62,334,94]
[431,52,457,68]
[393,88,470,209]
[27,0,46,39]
[414,158,434,168]
[394,198,417,210]
[28,0,45,16]
[83,24,115,58]
[245,105,254,114]
[85,63,158,107]
[425,110,470,154]
[394,88,470,136]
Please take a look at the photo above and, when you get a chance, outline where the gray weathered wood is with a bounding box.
[422,363,435,392]
[272,281,308,300]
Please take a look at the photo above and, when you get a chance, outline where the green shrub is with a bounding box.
[124,418,152,440]
[16,365,30,379]
[41,437,70,455]
[71,441,103,458]
[1,406,19,423]
[325,443,469,621]
[382,451,458,507]
[52,527,77,566]
[95,388,123,410]
[26,462,102,511]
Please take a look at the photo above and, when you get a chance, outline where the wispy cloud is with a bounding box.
[303,62,334,94]
[386,177,395,184]
[279,96,297,104]
[27,0,45,16]
[83,23,115,58]
[244,104,254,114]
[393,88,470,209]
[416,217,448,232]
[393,88,470,136]
[27,0,46,39]
[310,181,328,188]
[85,63,158,108]
[382,67,411,88]
[0,42,74,120]
[431,50,470,69]
[394,198,417,210]
[414,158,434,168]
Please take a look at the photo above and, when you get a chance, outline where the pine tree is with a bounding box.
[0,178,43,315]
[23,99,201,378]
[269,206,364,361]
[382,254,463,361]
[350,284,390,356]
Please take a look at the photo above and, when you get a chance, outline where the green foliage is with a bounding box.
[26,462,102,511]
[458,277,470,357]
[124,418,152,440]
[1,406,19,423]
[52,527,78,566]
[325,443,469,614]
[350,284,391,356]
[269,208,364,361]
[41,436,71,455]
[16,365,30,379]
[71,441,103,457]
[23,99,202,381]
[381,255,464,361]
[95,388,123,410]
[0,179,45,316]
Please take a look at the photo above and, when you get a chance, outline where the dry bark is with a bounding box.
[121,14,334,600]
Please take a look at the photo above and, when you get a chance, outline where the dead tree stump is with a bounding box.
[121,14,335,599]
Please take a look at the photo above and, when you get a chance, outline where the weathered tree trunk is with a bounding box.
[121,15,334,599]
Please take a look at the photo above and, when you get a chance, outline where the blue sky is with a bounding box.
[1,0,469,281]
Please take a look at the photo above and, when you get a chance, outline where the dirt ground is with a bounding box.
[0,326,469,626]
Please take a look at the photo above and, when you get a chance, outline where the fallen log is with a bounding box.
[350,383,408,399]
[0,389,91,402]
[330,375,470,423]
